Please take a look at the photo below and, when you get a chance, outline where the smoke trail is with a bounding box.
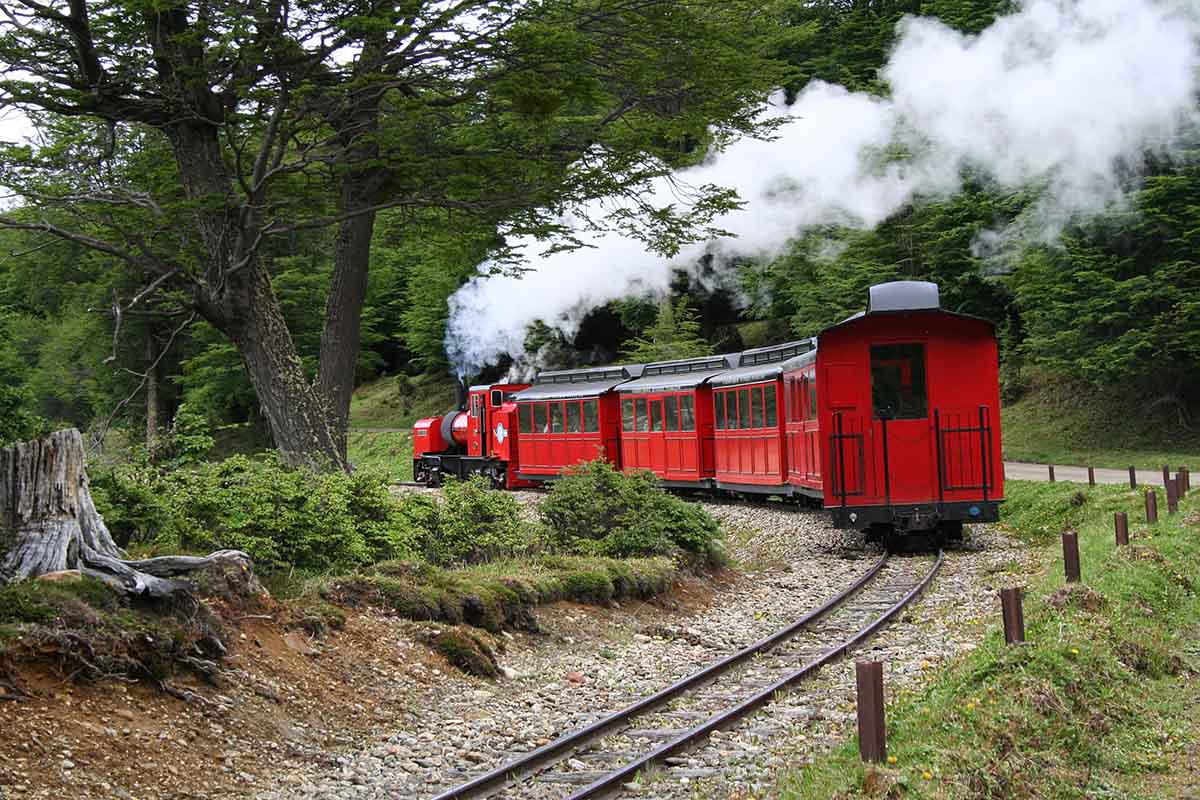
[446,0,1200,376]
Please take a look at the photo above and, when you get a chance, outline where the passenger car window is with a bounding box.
[870,344,927,420]
[549,402,563,433]
[519,404,532,433]
[534,403,547,433]
[681,396,695,431]
[751,387,764,428]
[714,392,726,430]
[725,392,738,430]
[738,389,751,429]
[664,397,679,432]
[635,399,649,432]
[584,400,599,432]
[622,399,634,432]
[566,402,581,433]
[809,374,818,420]
[765,386,777,426]
[650,401,662,432]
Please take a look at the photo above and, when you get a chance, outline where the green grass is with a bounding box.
[1002,380,1200,470]
[347,429,412,482]
[778,480,1200,799]
[348,373,456,430]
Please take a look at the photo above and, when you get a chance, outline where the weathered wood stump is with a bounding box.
[1,429,253,597]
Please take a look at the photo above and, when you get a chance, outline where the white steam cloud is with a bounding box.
[446,0,1200,376]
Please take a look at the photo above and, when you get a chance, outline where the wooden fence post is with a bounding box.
[1062,531,1081,583]
[1087,466,1095,487]
[1128,466,1137,490]
[1166,477,1179,515]
[855,661,886,764]
[1048,464,1056,483]
[1146,489,1158,523]
[1001,588,1025,645]
[1114,512,1129,546]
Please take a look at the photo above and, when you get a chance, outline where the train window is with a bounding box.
[809,374,818,419]
[664,396,679,431]
[490,390,502,407]
[549,402,564,433]
[635,398,649,432]
[765,386,777,427]
[738,389,751,429]
[681,396,695,431]
[519,404,533,434]
[649,401,662,432]
[471,395,482,418]
[622,399,634,432]
[751,387,764,428]
[871,344,927,420]
[533,403,547,433]
[566,402,581,433]
[714,392,726,430]
[725,392,738,430]
[583,400,599,432]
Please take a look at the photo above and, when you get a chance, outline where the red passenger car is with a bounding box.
[709,340,814,493]
[816,282,1003,537]
[510,365,642,480]
[616,354,734,487]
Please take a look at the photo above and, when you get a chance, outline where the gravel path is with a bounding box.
[255,498,1034,800]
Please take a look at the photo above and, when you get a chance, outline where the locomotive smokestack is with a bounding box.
[454,376,468,411]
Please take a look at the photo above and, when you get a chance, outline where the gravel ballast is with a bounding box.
[255,497,1036,800]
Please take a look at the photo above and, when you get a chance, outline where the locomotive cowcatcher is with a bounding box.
[412,281,1003,542]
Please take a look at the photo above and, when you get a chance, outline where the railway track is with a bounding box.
[429,550,944,800]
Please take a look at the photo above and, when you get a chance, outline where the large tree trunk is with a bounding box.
[0,429,253,596]
[316,191,378,462]
[316,76,385,463]
[167,118,349,471]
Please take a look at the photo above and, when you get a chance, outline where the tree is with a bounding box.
[621,296,714,362]
[0,0,783,469]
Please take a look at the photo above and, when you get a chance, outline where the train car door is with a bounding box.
[869,342,934,503]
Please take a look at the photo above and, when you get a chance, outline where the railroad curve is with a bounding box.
[429,550,943,800]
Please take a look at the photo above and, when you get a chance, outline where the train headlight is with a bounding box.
[969,505,980,517]
[849,512,857,523]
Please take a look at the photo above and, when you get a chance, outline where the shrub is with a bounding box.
[402,476,528,565]
[92,455,420,572]
[538,460,723,559]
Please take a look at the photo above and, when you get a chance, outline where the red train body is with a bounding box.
[412,281,1003,537]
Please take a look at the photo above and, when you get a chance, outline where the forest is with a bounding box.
[1,0,1197,464]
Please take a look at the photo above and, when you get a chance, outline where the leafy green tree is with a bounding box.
[1011,156,1200,412]
[621,296,714,362]
[0,0,784,469]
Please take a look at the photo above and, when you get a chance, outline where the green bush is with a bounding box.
[402,476,528,565]
[538,460,723,559]
[92,455,420,572]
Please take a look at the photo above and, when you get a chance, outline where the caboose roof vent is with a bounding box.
[868,281,940,313]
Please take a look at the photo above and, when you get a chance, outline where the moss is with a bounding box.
[560,570,615,604]
[284,595,347,637]
[327,555,680,632]
[430,627,500,678]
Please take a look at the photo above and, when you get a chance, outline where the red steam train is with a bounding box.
[413,281,1003,541]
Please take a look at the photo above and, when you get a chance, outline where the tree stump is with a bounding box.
[1,429,253,597]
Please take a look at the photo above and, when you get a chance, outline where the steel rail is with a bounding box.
[568,549,945,799]
[429,551,890,800]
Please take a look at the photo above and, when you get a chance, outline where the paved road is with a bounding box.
[1005,461,1177,487]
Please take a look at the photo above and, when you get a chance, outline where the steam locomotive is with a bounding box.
[413,281,1003,540]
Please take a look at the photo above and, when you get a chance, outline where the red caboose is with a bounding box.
[815,281,1003,537]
